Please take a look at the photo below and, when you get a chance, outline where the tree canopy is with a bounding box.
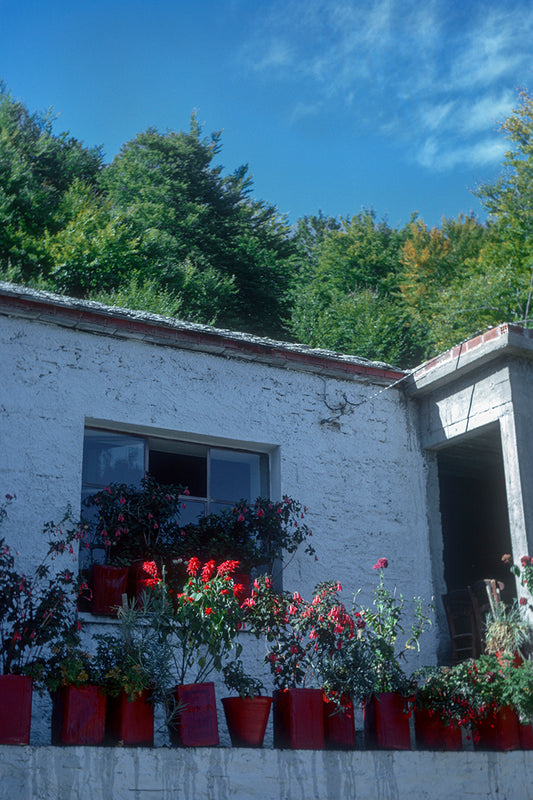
[2,85,533,367]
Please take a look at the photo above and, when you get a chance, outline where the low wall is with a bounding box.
[0,746,530,800]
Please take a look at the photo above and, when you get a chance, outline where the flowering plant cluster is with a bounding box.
[84,475,186,566]
[157,557,245,685]
[243,576,374,699]
[356,558,433,695]
[504,552,533,611]
[180,496,316,574]
[0,497,90,676]
[420,656,533,731]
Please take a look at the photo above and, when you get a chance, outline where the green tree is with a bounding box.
[101,117,296,336]
[0,84,102,279]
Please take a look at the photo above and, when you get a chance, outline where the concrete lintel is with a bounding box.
[405,324,533,397]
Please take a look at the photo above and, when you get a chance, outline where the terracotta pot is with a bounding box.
[106,689,154,746]
[91,564,128,616]
[519,721,533,750]
[474,706,520,751]
[169,682,219,747]
[222,696,272,747]
[323,694,356,750]
[363,692,411,750]
[0,675,32,745]
[273,688,324,750]
[414,706,461,751]
[51,685,106,745]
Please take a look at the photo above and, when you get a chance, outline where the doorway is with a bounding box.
[437,424,514,605]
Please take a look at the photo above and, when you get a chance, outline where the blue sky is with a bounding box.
[1,0,532,228]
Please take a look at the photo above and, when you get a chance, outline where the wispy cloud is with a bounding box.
[239,0,533,172]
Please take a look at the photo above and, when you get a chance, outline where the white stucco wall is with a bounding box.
[0,300,437,744]
[0,746,531,800]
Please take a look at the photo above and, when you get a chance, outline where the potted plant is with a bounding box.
[357,557,433,750]
[243,575,324,750]
[38,628,106,746]
[304,581,376,749]
[0,496,89,744]
[442,655,523,750]
[483,599,532,665]
[221,660,272,747]
[84,476,185,614]
[148,556,245,746]
[411,666,463,750]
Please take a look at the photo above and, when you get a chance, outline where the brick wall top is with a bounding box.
[0,282,405,384]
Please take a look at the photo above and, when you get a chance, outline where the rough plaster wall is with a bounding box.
[0,746,530,800]
[1,314,437,742]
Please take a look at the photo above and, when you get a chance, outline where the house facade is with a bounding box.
[1,281,533,754]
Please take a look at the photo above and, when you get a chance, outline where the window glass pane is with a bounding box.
[82,430,145,487]
[179,499,207,525]
[210,449,267,503]
[149,444,207,496]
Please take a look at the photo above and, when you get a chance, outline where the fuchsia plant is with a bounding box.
[0,495,90,676]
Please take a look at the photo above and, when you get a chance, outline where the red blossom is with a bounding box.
[373,557,388,570]
[217,560,240,576]
[186,557,201,576]
[520,597,528,606]
[201,560,216,582]
[204,607,213,615]
[521,555,532,567]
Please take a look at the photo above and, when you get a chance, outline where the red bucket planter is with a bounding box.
[323,694,356,750]
[414,706,462,751]
[91,564,128,616]
[519,722,533,750]
[52,685,106,745]
[0,675,32,745]
[106,690,154,746]
[222,696,272,747]
[273,688,324,750]
[363,692,411,750]
[474,706,521,751]
[170,682,219,747]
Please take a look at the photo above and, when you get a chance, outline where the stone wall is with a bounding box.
[0,746,530,800]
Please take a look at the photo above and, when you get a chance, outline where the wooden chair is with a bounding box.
[468,578,504,656]
[442,589,478,664]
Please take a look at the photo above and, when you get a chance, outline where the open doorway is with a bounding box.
[437,424,514,605]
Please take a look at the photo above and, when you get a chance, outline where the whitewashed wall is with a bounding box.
[0,303,437,744]
[0,746,531,800]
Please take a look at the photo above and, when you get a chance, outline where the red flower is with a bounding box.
[201,560,216,582]
[520,597,528,606]
[373,557,388,570]
[217,560,240,576]
[186,557,201,576]
[204,608,213,615]
[521,555,531,567]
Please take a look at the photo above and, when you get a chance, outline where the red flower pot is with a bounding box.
[474,706,520,751]
[91,564,128,616]
[273,688,324,750]
[170,682,219,747]
[414,706,462,751]
[52,685,106,745]
[363,692,411,750]
[106,690,154,746]
[0,675,32,745]
[323,694,356,750]
[519,722,533,750]
[222,696,272,747]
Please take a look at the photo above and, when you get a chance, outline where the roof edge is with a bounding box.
[0,282,405,384]
[404,323,533,395]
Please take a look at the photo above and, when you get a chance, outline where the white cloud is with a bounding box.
[239,0,533,172]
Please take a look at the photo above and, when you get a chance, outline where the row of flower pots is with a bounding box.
[3,676,532,751]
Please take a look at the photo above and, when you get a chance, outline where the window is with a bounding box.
[81,425,270,566]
